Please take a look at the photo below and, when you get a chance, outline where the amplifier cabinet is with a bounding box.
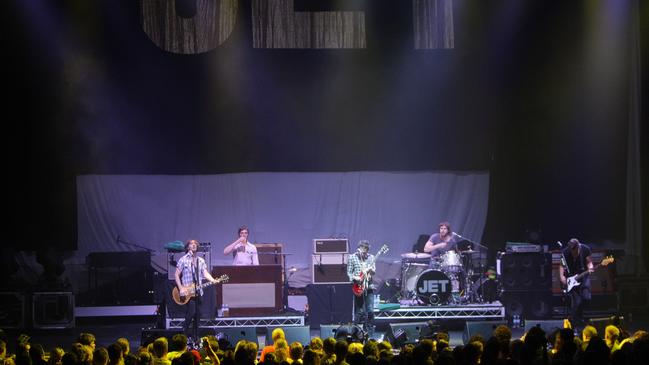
[254,243,284,266]
[0,292,25,328]
[313,239,348,254]
[550,250,617,294]
[312,254,349,284]
[32,292,75,329]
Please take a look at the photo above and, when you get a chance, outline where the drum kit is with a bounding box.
[399,249,497,306]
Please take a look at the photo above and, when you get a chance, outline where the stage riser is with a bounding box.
[374,303,505,321]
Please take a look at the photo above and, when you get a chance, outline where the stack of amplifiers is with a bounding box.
[312,239,349,284]
[497,251,553,319]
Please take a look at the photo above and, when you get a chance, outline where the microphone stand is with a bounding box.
[191,254,201,346]
[453,233,487,303]
[557,242,571,320]
[280,253,299,313]
[115,235,155,253]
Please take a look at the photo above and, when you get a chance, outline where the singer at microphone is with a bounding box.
[174,238,219,340]
[423,221,460,256]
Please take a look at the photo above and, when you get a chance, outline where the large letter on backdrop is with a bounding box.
[252,0,366,49]
[413,0,454,49]
[141,0,238,54]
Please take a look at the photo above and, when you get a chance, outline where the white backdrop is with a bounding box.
[76,171,489,287]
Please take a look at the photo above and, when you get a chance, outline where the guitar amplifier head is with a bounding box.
[313,239,349,254]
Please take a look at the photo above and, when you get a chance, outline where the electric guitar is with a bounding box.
[565,256,614,293]
[172,274,229,305]
[352,244,389,297]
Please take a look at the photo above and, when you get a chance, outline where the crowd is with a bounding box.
[1,320,648,365]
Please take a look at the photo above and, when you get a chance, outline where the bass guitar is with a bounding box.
[172,274,229,305]
[565,256,614,293]
[352,244,389,297]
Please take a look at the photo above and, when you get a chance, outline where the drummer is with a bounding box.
[423,221,459,257]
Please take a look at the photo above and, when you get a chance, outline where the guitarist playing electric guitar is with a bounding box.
[175,239,220,343]
[347,240,389,339]
[559,238,594,327]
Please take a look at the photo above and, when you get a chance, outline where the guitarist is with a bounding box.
[347,240,376,338]
[175,239,219,343]
[559,238,594,327]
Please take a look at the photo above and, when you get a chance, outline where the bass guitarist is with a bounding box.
[175,239,219,343]
[347,240,376,338]
[559,238,594,327]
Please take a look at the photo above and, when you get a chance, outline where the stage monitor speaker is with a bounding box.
[500,253,552,290]
[32,292,75,329]
[306,284,352,328]
[385,322,427,347]
[320,324,340,339]
[215,328,259,349]
[266,326,311,345]
[524,319,564,335]
[462,321,507,344]
[0,292,25,328]
[588,316,624,336]
[140,329,183,347]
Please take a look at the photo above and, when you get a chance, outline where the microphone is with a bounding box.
[557,242,568,268]
[453,232,464,239]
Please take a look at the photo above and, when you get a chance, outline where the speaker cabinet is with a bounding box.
[501,291,552,319]
[523,319,564,335]
[385,322,427,346]
[312,254,349,284]
[462,321,507,344]
[551,251,617,294]
[214,327,258,348]
[588,316,624,337]
[140,329,183,347]
[500,253,552,290]
[255,243,284,266]
[306,284,352,328]
[32,292,75,329]
[320,324,340,339]
[266,326,311,345]
[0,292,25,328]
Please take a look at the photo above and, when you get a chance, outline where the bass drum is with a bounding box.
[401,263,428,299]
[415,269,452,305]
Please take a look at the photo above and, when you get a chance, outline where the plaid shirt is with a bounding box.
[347,252,376,285]
[177,253,208,296]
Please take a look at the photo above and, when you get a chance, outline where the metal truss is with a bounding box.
[374,303,505,320]
[166,315,305,329]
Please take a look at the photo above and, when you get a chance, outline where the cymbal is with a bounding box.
[460,249,478,254]
[401,252,431,259]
